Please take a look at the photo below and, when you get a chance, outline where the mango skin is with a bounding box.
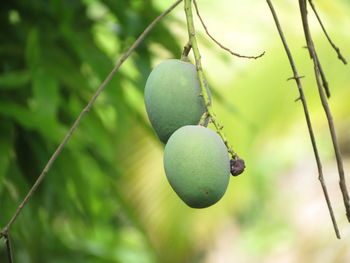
[144,59,208,143]
[164,125,230,208]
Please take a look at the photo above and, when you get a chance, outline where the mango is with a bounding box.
[144,59,208,143]
[163,125,230,208]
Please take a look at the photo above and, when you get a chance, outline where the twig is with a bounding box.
[299,0,350,223]
[0,0,183,237]
[184,0,238,159]
[181,41,192,59]
[315,55,330,98]
[192,0,265,60]
[308,0,347,65]
[1,233,14,263]
[5,234,14,263]
[266,0,340,239]
[300,2,330,98]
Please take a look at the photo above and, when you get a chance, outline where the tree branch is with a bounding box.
[308,0,347,65]
[299,0,350,223]
[184,0,238,159]
[0,0,183,237]
[266,0,340,239]
[193,0,265,60]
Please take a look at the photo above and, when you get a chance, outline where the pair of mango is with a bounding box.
[144,59,230,208]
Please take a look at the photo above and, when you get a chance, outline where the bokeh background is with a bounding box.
[1,0,350,262]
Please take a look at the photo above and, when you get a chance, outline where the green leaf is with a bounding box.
[0,70,30,89]
[26,28,40,71]
[0,119,14,193]
[31,68,60,118]
[0,101,36,129]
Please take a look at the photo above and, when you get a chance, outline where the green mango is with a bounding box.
[164,125,230,208]
[144,59,208,143]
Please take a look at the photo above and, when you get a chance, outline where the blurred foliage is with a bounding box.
[1,0,350,262]
[0,0,181,262]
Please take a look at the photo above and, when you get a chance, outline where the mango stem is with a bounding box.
[184,0,238,159]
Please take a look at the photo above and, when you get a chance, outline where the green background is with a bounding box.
[1,0,350,262]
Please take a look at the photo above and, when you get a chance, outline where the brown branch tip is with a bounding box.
[193,0,265,59]
[308,0,347,65]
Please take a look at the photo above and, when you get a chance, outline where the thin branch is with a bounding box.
[0,0,183,237]
[300,2,330,98]
[192,0,265,60]
[315,55,330,98]
[5,235,14,263]
[184,0,238,159]
[266,0,340,239]
[299,0,350,223]
[308,0,347,64]
[0,233,14,263]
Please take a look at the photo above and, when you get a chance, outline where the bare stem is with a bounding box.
[184,0,238,159]
[308,0,347,65]
[315,55,330,98]
[0,233,14,263]
[0,0,183,237]
[193,0,265,60]
[299,0,350,223]
[198,111,209,126]
[266,0,340,239]
[299,2,330,98]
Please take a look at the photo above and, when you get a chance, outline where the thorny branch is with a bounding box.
[0,0,183,241]
[193,0,265,60]
[308,0,347,65]
[266,0,340,239]
[299,0,350,223]
[299,2,330,98]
